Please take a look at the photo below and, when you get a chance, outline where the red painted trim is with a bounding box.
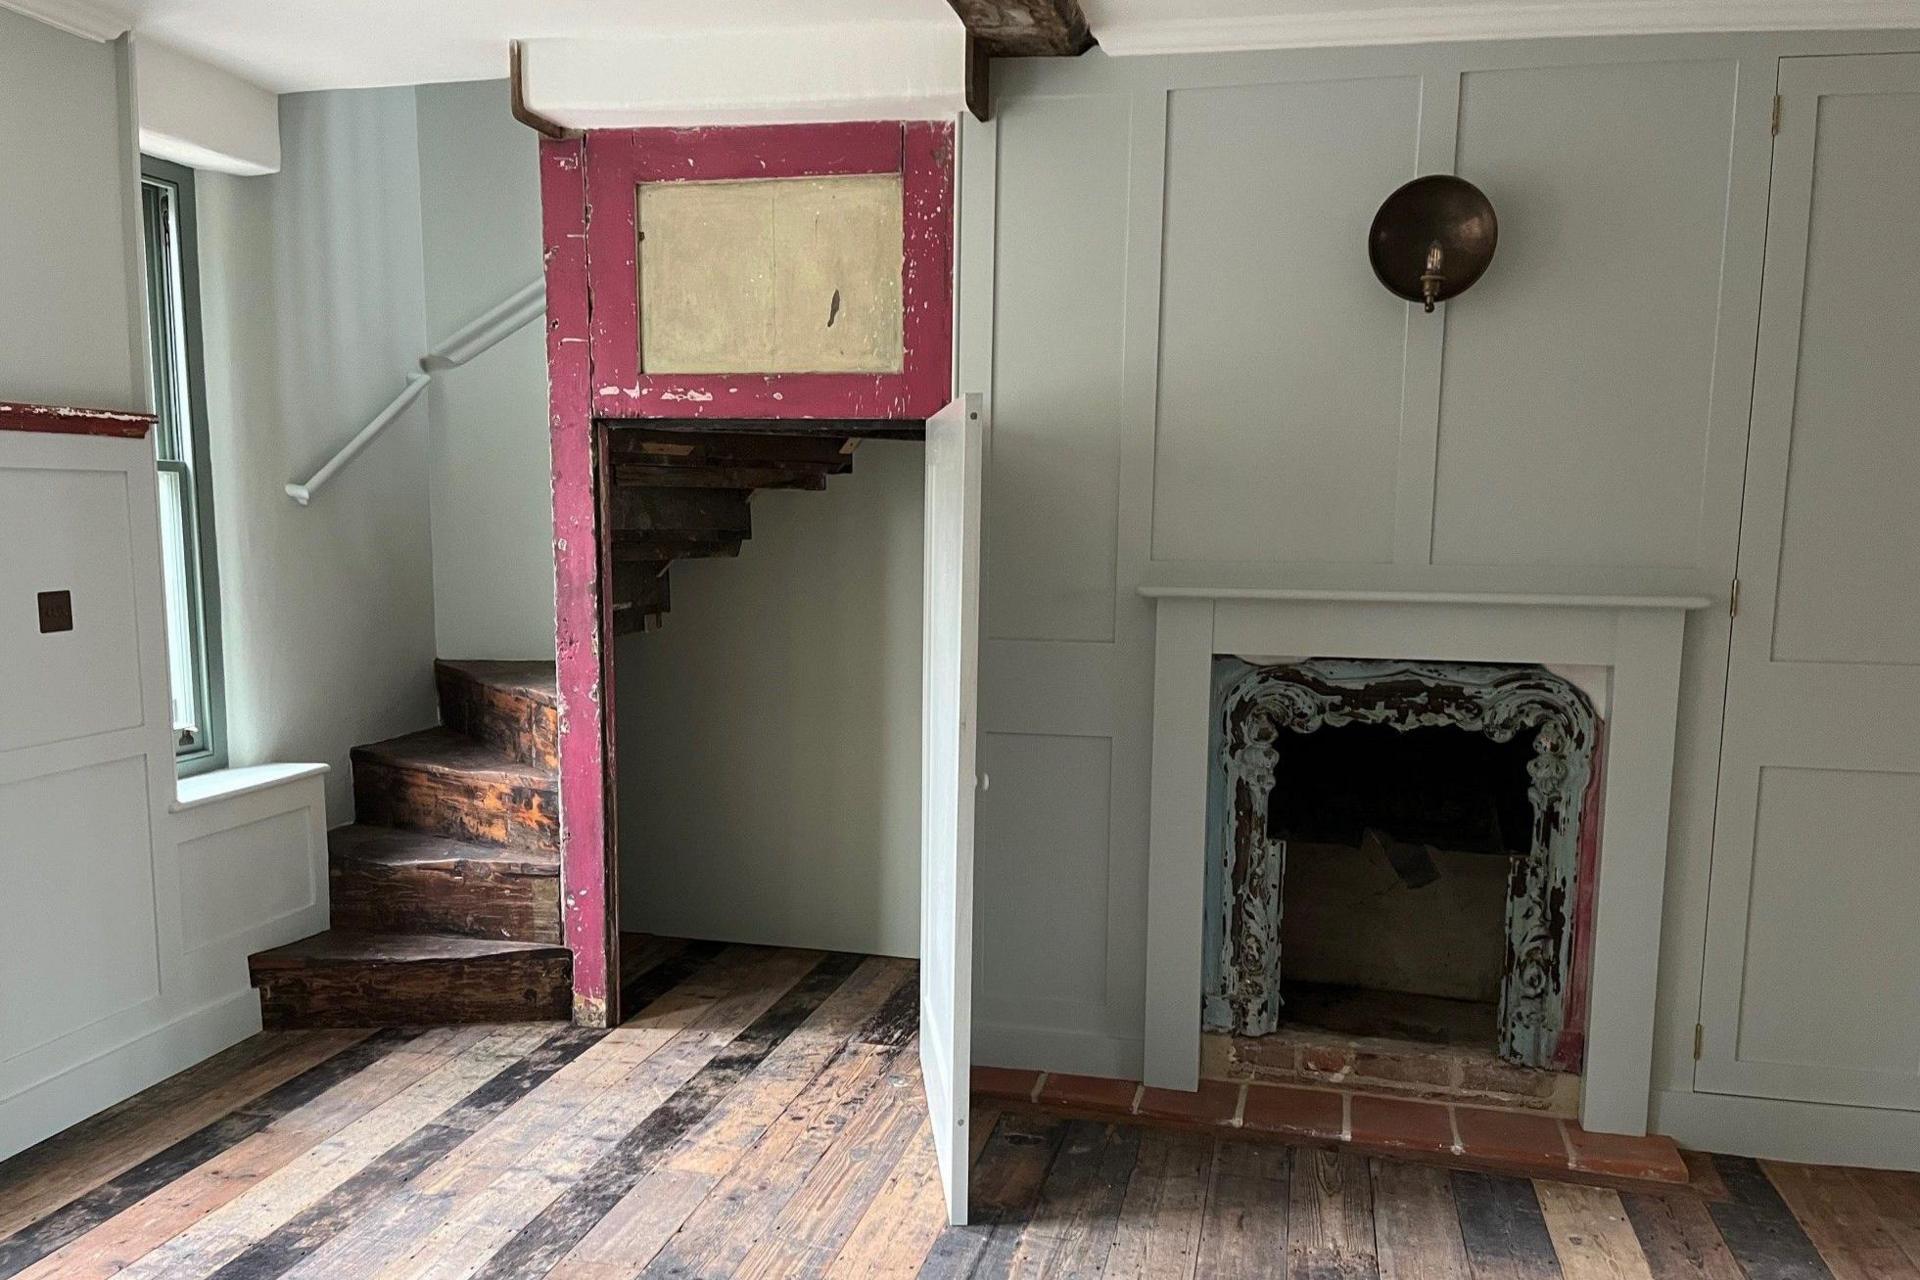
[583,120,954,421]
[0,402,154,438]
[542,135,619,1028]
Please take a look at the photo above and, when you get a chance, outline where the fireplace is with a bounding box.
[1140,577,1702,1133]
[1202,659,1604,1073]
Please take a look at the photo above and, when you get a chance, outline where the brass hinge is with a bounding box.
[1771,95,1782,136]
[1729,577,1741,618]
[1693,1023,1705,1060]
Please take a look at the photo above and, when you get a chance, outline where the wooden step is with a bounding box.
[611,535,742,562]
[248,930,571,1028]
[352,728,557,852]
[328,824,560,943]
[607,487,752,538]
[435,659,558,769]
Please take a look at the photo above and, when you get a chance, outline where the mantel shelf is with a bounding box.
[1137,562,1715,611]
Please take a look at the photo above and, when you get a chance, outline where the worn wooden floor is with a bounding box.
[2,940,1914,1279]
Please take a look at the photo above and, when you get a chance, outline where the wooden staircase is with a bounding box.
[247,660,571,1027]
[250,422,911,1027]
[602,421,915,632]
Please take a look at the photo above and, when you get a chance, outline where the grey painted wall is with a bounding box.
[414,81,555,662]
[196,88,439,825]
[0,13,145,412]
[958,30,1918,1140]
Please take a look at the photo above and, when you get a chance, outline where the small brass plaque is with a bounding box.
[37,589,73,634]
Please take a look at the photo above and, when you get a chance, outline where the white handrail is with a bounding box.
[285,279,547,505]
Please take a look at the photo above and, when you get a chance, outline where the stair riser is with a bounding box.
[354,760,558,852]
[435,667,559,770]
[330,862,561,944]
[252,953,572,1028]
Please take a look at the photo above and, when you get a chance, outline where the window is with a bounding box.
[141,157,225,771]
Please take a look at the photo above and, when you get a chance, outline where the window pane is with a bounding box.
[156,465,200,742]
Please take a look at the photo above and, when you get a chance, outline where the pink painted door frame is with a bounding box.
[540,122,956,1026]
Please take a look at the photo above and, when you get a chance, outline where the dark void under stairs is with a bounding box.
[247,660,571,1028]
[604,421,913,632]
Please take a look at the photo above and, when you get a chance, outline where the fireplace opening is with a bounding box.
[1204,657,1602,1094]
[1270,721,1537,1050]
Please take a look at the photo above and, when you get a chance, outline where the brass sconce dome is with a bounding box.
[1368,175,1498,312]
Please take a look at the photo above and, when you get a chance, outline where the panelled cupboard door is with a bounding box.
[1697,54,1920,1111]
[922,392,984,1224]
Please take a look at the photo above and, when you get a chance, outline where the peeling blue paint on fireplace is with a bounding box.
[1202,657,1600,1070]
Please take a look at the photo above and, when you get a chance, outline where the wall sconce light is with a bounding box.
[1368,175,1498,313]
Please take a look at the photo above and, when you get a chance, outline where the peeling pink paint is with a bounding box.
[542,135,619,1028]
[581,120,954,422]
[0,401,155,438]
[541,119,957,1030]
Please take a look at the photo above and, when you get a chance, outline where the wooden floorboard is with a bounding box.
[2,941,1912,1280]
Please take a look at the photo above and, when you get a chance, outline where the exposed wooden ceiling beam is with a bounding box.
[946,0,1095,58]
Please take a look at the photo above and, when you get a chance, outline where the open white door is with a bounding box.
[921,392,984,1226]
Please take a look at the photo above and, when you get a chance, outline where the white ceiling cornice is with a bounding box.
[1088,0,1920,56]
[0,0,132,40]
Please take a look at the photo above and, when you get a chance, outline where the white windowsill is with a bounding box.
[172,762,329,813]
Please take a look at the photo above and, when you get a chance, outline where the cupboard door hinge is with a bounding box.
[1771,95,1782,136]
[1694,1023,1705,1060]
[1729,577,1741,618]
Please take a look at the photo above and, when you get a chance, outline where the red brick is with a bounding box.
[1240,1084,1343,1141]
[1038,1072,1139,1113]
[1566,1125,1689,1184]
[1454,1107,1571,1173]
[971,1066,1040,1102]
[1299,1045,1354,1076]
[1349,1050,1458,1088]
[1349,1095,1455,1155]
[1137,1080,1241,1127]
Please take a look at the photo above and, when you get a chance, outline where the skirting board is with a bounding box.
[1651,1088,1920,1173]
[975,1023,1145,1083]
[0,988,262,1160]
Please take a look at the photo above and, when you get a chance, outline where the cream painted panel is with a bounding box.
[975,732,1114,1016]
[637,174,903,374]
[0,465,143,753]
[987,94,1129,644]
[177,809,321,951]
[1769,93,1920,667]
[1433,60,1738,569]
[0,756,159,1060]
[1153,76,1418,565]
[1734,767,1920,1082]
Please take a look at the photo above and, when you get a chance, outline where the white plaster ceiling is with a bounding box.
[17,0,966,91]
[1082,0,1920,55]
[11,0,1920,94]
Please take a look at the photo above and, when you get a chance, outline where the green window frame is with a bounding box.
[141,157,226,772]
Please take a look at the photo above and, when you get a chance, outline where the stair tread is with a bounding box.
[329,824,558,876]
[435,659,557,706]
[251,929,568,970]
[353,726,554,786]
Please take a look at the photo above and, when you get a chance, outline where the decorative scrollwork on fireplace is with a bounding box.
[1207,658,1601,1070]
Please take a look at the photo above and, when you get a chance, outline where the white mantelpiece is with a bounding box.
[1141,567,1711,1136]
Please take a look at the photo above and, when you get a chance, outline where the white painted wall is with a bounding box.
[0,15,327,1159]
[414,79,555,661]
[195,87,440,826]
[0,10,144,412]
[519,22,967,128]
[616,442,926,958]
[134,38,281,176]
